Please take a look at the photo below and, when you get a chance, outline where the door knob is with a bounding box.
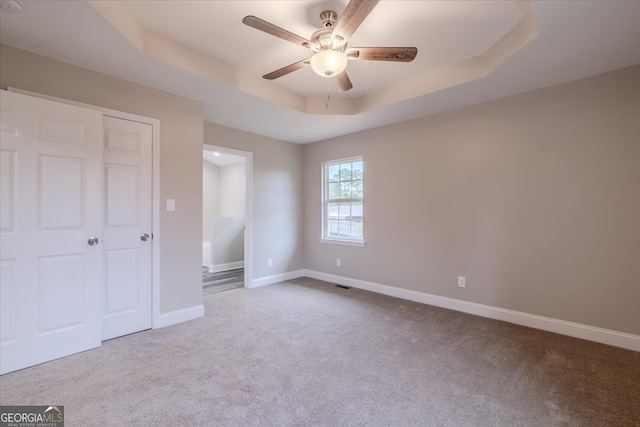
[140,233,150,241]
[87,237,99,246]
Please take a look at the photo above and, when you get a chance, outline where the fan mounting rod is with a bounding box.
[320,10,338,28]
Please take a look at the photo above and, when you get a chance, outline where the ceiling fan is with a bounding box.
[242,0,418,91]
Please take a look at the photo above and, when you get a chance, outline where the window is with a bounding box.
[322,156,364,245]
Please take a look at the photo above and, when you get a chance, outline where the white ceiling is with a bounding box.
[122,0,529,98]
[1,1,639,144]
[203,150,245,168]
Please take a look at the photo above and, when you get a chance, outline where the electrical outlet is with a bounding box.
[336,258,341,267]
[268,258,273,267]
[458,276,466,288]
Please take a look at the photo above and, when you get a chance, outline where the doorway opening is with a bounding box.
[202,145,253,294]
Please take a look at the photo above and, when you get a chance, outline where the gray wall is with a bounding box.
[303,66,640,335]
[202,159,246,240]
[220,161,246,218]
[1,44,204,315]
[4,43,637,337]
[202,160,220,241]
[212,217,244,266]
[202,158,246,266]
[203,123,304,278]
[216,161,246,266]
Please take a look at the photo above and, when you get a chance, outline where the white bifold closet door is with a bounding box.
[0,90,104,374]
[101,116,152,341]
[0,91,153,374]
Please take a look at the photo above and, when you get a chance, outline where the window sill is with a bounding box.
[320,238,365,247]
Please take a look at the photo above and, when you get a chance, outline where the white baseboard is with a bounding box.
[303,270,640,352]
[210,261,244,273]
[157,304,204,328]
[248,269,306,289]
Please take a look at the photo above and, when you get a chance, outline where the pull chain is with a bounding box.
[325,78,330,110]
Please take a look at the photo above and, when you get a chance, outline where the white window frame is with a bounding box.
[321,156,365,247]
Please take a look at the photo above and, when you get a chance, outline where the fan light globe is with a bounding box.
[310,50,347,77]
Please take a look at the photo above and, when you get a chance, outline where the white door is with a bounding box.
[101,116,152,340]
[0,90,103,374]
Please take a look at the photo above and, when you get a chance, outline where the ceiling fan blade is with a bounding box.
[243,15,312,49]
[263,58,310,80]
[346,47,418,62]
[338,71,353,91]
[332,0,380,41]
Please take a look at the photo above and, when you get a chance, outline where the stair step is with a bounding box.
[202,268,244,295]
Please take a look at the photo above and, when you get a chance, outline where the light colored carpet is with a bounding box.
[1,277,638,426]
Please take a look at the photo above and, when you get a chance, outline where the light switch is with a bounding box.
[166,198,176,211]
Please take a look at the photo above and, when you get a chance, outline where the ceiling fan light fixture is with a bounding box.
[310,50,348,77]
[243,2,416,90]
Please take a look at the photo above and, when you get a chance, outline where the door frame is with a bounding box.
[202,144,253,288]
[7,87,162,329]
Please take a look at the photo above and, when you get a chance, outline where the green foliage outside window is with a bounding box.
[324,158,363,241]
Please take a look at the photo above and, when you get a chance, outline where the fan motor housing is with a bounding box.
[304,10,347,52]
[310,33,346,53]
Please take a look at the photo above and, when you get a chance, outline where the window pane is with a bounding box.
[350,201,363,219]
[340,183,349,199]
[322,157,363,242]
[340,163,352,180]
[328,164,340,182]
[328,182,340,199]
[351,180,363,198]
[338,202,349,218]
[349,201,362,238]
[352,160,363,176]
[350,219,363,238]
[328,219,340,237]
[328,203,340,218]
[339,182,351,199]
